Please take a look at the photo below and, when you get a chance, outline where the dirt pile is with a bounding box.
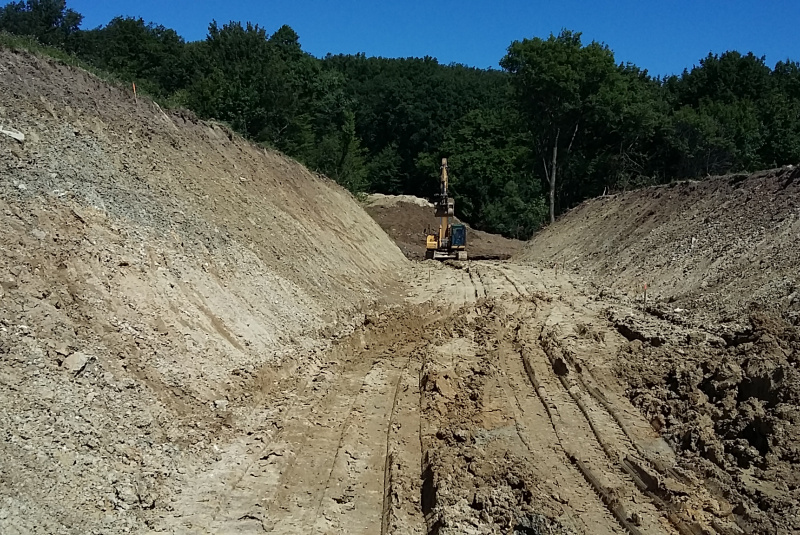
[364,194,524,260]
[0,48,405,534]
[521,167,800,325]
[607,305,800,533]
[521,169,800,533]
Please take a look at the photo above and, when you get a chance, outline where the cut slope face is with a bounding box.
[0,49,405,533]
[521,168,800,323]
[522,168,800,533]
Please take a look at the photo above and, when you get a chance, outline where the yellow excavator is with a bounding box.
[425,158,468,260]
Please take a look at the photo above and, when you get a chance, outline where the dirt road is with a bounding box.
[154,261,740,535]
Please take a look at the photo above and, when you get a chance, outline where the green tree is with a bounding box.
[660,51,791,177]
[439,108,545,237]
[185,21,319,156]
[366,143,403,193]
[325,53,511,198]
[501,30,624,222]
[0,0,81,47]
[309,110,368,192]
[762,60,800,166]
[667,100,763,176]
[302,68,369,191]
[71,17,188,97]
[670,51,772,107]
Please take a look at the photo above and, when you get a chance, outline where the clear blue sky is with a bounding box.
[69,0,799,76]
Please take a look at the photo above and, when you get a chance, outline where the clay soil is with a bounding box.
[1,46,798,535]
[523,168,800,534]
[363,195,524,261]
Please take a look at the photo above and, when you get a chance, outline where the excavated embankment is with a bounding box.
[0,48,406,533]
[522,167,800,324]
[523,169,800,533]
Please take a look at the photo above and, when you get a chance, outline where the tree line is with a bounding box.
[2,0,799,238]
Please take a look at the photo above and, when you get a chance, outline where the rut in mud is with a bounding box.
[411,263,739,535]
[149,262,745,535]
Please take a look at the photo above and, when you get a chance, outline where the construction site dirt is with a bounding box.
[2,47,799,535]
[364,194,524,261]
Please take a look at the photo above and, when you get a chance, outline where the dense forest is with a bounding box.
[2,0,799,238]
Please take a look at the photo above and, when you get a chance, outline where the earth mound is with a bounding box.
[523,168,800,533]
[0,47,404,533]
[364,194,524,260]
[521,167,800,325]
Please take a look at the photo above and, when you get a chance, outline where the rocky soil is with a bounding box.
[0,47,405,534]
[3,44,799,535]
[523,169,800,534]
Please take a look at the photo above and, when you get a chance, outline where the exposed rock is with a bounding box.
[62,352,90,374]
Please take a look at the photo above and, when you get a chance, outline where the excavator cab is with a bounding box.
[425,223,467,260]
[450,224,467,249]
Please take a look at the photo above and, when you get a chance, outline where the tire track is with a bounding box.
[241,359,375,533]
[263,343,425,534]
[492,304,624,534]
[167,363,341,534]
[519,343,652,534]
[493,263,529,296]
[541,321,718,535]
[381,358,409,535]
[165,263,717,535]
[465,266,479,300]
[471,264,489,299]
[517,304,675,535]
[165,308,438,534]
[471,262,524,298]
[311,361,399,533]
[382,352,426,535]
[466,267,480,301]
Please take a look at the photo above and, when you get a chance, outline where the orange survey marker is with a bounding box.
[133,82,137,103]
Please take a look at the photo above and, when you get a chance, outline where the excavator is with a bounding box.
[425,158,468,260]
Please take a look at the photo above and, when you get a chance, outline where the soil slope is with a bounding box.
[364,194,524,260]
[522,168,800,533]
[521,167,800,325]
[0,48,405,534]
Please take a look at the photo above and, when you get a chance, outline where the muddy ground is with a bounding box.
[523,168,800,534]
[135,262,746,535]
[2,46,799,535]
